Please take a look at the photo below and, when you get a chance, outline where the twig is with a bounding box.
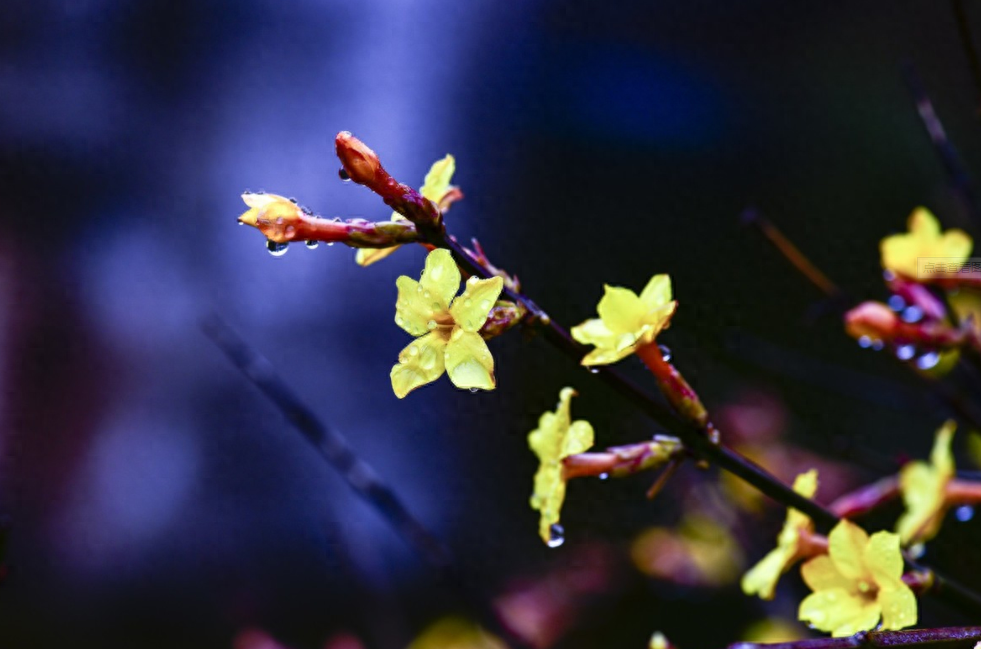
[201,315,529,649]
[951,0,981,117]
[728,626,981,649]
[902,62,981,229]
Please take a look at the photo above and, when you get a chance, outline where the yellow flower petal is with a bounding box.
[828,519,871,582]
[570,318,616,348]
[897,421,956,544]
[395,275,441,336]
[799,589,881,637]
[877,584,918,631]
[420,248,462,311]
[881,208,973,277]
[741,546,793,600]
[638,274,673,311]
[356,245,400,267]
[597,284,646,333]
[909,207,942,238]
[390,331,449,398]
[449,276,504,333]
[580,343,638,366]
[444,329,495,391]
[241,192,290,209]
[931,420,956,480]
[801,555,852,593]
[420,154,455,202]
[864,531,904,588]
[563,420,594,456]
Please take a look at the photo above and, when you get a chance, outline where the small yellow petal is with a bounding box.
[390,332,449,398]
[930,420,956,480]
[395,276,440,337]
[864,531,905,588]
[356,245,401,267]
[828,519,871,582]
[597,284,646,333]
[420,248,462,312]
[449,276,504,333]
[741,546,793,600]
[908,207,941,237]
[420,154,456,203]
[877,584,918,631]
[444,329,495,391]
[571,318,616,348]
[897,462,944,544]
[638,274,673,311]
[563,420,594,457]
[800,555,852,593]
[799,589,881,637]
[241,192,290,209]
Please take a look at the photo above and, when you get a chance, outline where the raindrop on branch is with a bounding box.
[547,524,565,548]
[266,240,289,257]
[915,351,941,370]
[659,344,672,362]
[887,295,906,312]
[956,505,974,522]
[338,168,351,182]
[858,335,872,349]
[305,240,319,250]
[895,344,916,361]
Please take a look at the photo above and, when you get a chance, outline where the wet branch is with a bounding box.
[728,626,981,649]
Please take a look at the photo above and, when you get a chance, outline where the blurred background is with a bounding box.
[4,1,981,647]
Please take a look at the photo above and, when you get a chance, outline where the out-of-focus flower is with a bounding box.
[528,387,594,544]
[571,275,676,366]
[390,249,503,398]
[632,513,744,588]
[648,632,674,649]
[741,470,819,600]
[740,618,807,644]
[356,155,457,266]
[896,420,956,545]
[844,301,968,353]
[881,207,971,279]
[798,520,917,637]
[407,618,506,649]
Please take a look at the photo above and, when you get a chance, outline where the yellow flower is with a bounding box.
[356,155,456,267]
[880,208,972,279]
[528,387,594,544]
[407,617,506,649]
[571,275,677,366]
[896,420,956,545]
[798,519,917,637]
[741,470,818,600]
[390,248,503,398]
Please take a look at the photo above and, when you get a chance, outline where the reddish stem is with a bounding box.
[828,477,901,519]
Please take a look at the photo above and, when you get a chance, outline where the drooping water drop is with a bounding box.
[908,543,926,559]
[256,189,266,195]
[895,344,916,361]
[887,294,906,312]
[288,197,298,203]
[327,242,335,246]
[547,524,565,548]
[427,320,437,330]
[588,367,599,374]
[857,335,872,348]
[266,240,289,257]
[871,339,885,351]
[915,351,941,370]
[469,387,479,393]
[305,240,319,250]
[338,168,351,181]
[243,188,253,195]
[598,473,609,481]
[480,299,491,311]
[659,344,671,361]
[901,305,924,323]
[956,505,975,522]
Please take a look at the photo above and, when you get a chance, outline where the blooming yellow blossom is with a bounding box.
[356,154,456,267]
[390,248,503,398]
[632,514,744,587]
[896,420,956,545]
[880,208,972,278]
[741,470,818,600]
[571,275,677,366]
[798,519,917,637]
[528,387,594,544]
[649,632,670,649]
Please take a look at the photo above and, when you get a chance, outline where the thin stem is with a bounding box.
[829,477,901,519]
[201,315,530,649]
[951,0,981,117]
[728,626,981,649]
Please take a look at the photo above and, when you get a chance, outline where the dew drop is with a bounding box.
[266,240,289,257]
[858,335,872,349]
[588,368,599,374]
[871,339,885,351]
[901,305,924,324]
[427,320,437,330]
[331,217,342,222]
[408,346,419,357]
[469,387,479,393]
[396,316,405,327]
[956,505,975,522]
[547,524,565,548]
[480,299,491,310]
[467,276,478,286]
[289,197,298,203]
[327,242,335,246]
[256,189,266,195]
[908,543,926,559]
[243,188,253,195]
[598,473,609,481]
[540,315,551,325]
[659,344,672,361]
[464,299,472,308]
[451,329,464,341]
[915,351,941,370]
[896,344,916,361]
[887,294,906,312]
[237,220,246,226]
[338,168,351,182]
[305,240,319,250]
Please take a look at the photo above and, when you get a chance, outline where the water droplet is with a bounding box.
[908,543,926,559]
[888,294,906,312]
[915,351,941,370]
[408,346,419,357]
[598,473,609,481]
[426,320,437,330]
[956,505,975,522]
[901,305,924,323]
[266,240,289,257]
[547,524,565,548]
[467,276,478,285]
[424,290,432,299]
[858,335,872,349]
[331,217,342,222]
[327,242,335,246]
[396,316,405,326]
[305,240,319,249]
[588,368,599,374]
[256,189,266,195]
[480,299,491,310]
[896,344,916,361]
[416,286,423,294]
[871,339,885,351]
[451,329,464,341]
[469,387,479,393]
[237,220,246,226]
[243,188,253,195]
[540,314,551,325]
[288,197,298,203]
[338,168,351,181]
[464,299,472,308]
[659,344,671,361]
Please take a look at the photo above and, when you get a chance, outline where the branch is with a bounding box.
[200,315,529,649]
[728,626,981,649]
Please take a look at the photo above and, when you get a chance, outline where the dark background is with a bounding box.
[3,1,981,647]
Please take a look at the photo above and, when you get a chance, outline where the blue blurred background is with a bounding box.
[4,1,981,647]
